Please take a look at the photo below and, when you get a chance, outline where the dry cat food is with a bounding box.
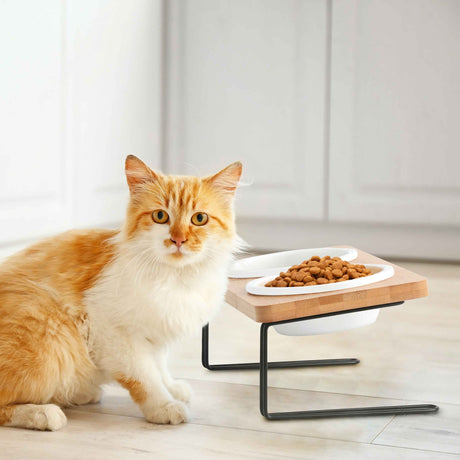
[264,256,372,287]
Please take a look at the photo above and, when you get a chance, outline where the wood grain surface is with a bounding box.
[225,247,428,323]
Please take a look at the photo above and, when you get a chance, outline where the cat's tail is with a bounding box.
[0,404,67,431]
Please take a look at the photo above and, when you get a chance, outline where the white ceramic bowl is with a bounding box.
[246,264,394,296]
[229,247,358,279]
[274,309,380,336]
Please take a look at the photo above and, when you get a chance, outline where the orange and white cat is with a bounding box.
[0,156,242,431]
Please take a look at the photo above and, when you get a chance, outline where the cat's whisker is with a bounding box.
[135,252,154,287]
[134,250,157,285]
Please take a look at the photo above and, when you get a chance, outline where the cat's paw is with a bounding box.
[143,401,189,425]
[24,404,67,431]
[168,380,192,403]
[41,405,67,431]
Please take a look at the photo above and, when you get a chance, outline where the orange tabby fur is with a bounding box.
[115,374,148,405]
[0,230,116,409]
[0,156,242,430]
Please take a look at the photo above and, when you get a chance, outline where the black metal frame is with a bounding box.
[202,301,439,420]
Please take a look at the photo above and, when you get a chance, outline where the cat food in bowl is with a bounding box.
[246,262,394,296]
[264,256,371,287]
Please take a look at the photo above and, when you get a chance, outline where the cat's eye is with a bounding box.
[191,212,208,226]
[152,209,169,224]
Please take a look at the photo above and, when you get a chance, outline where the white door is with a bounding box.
[328,0,460,225]
[165,0,328,220]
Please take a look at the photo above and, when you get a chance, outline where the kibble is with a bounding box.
[265,256,372,287]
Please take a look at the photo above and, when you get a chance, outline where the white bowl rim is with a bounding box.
[229,247,358,279]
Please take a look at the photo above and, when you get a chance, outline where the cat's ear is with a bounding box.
[205,161,242,200]
[125,155,159,193]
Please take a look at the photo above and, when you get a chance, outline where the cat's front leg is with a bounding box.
[156,349,192,403]
[111,342,189,425]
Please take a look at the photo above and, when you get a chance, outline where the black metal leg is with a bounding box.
[201,323,359,371]
[201,302,439,420]
[259,323,439,420]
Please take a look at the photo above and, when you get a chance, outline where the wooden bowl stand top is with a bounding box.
[225,247,428,323]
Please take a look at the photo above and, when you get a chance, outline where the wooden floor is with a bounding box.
[1,260,460,459]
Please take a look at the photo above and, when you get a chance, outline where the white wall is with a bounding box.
[0,0,163,259]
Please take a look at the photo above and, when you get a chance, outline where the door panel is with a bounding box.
[166,0,328,220]
[329,0,460,225]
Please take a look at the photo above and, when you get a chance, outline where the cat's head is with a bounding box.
[122,155,242,267]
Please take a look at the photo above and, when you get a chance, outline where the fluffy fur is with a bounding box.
[0,156,242,430]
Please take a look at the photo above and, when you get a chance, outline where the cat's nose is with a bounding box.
[170,235,187,247]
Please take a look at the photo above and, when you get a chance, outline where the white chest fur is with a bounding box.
[84,251,230,362]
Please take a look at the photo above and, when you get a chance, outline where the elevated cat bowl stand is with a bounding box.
[201,247,439,420]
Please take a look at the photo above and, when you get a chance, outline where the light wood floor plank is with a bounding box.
[0,409,457,460]
[374,402,460,455]
[71,380,429,444]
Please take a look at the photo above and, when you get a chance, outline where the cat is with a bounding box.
[0,155,242,431]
